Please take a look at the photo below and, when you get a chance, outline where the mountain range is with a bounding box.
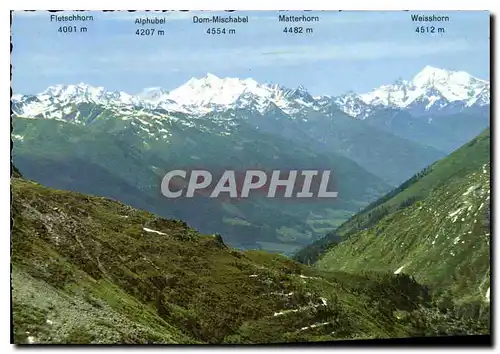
[11,66,490,254]
[12,65,490,170]
[12,66,489,119]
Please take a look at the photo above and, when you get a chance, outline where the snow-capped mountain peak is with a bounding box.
[412,65,450,85]
[411,65,487,87]
[355,66,490,116]
[333,91,373,118]
[164,74,304,114]
[413,65,448,77]
[40,83,104,99]
[412,66,488,99]
[11,82,141,119]
[137,87,170,104]
[34,83,139,106]
[169,74,268,107]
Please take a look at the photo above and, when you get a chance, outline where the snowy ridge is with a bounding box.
[333,91,373,118]
[12,83,142,119]
[12,74,321,118]
[356,66,490,116]
[12,66,490,120]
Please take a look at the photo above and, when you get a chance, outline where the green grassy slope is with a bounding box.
[314,129,491,313]
[335,128,491,238]
[295,128,490,264]
[11,175,488,344]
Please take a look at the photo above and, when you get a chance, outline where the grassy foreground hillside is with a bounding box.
[11,174,489,344]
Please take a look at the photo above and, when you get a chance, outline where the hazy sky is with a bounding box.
[11,10,490,96]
